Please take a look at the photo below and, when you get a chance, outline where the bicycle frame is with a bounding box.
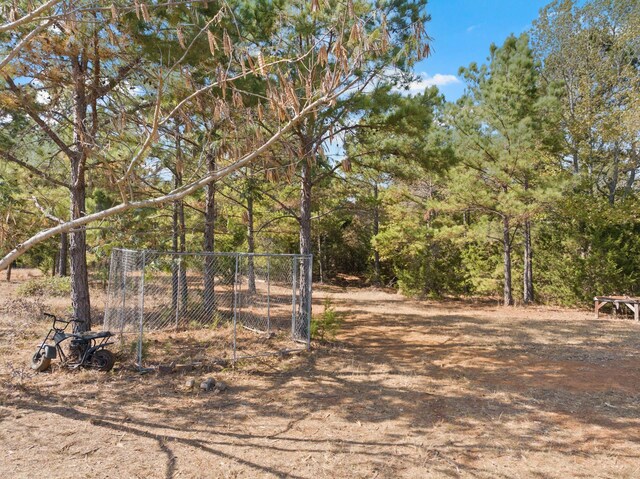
[36,313,114,368]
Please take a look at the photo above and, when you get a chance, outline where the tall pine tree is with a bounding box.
[448,33,561,305]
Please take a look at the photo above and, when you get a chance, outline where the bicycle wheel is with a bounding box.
[89,349,115,372]
[31,351,51,372]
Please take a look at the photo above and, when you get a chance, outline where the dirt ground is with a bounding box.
[1,269,640,478]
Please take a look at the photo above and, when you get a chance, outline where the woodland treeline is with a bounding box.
[1,0,638,328]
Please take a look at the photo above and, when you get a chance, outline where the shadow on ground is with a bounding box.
[2,291,640,478]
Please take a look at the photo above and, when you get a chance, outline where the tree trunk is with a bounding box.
[623,146,638,199]
[57,232,68,277]
[317,234,323,284]
[523,219,534,304]
[203,153,217,318]
[523,177,533,304]
[502,215,513,306]
[171,195,188,319]
[298,149,313,331]
[70,53,91,332]
[172,138,187,319]
[299,159,312,257]
[172,194,179,316]
[607,145,619,206]
[246,190,256,294]
[623,168,636,199]
[69,156,91,330]
[178,193,187,311]
[6,262,12,282]
[372,182,381,286]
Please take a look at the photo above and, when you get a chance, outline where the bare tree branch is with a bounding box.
[119,74,164,184]
[0,149,69,189]
[86,58,141,104]
[0,0,213,33]
[0,0,61,33]
[118,48,320,184]
[0,19,53,72]
[4,76,75,159]
[0,93,333,270]
[31,196,64,223]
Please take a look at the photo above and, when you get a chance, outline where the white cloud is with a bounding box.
[393,73,461,95]
[29,79,51,104]
[422,74,461,87]
[36,90,51,104]
[117,80,145,97]
[48,24,63,35]
[466,24,481,33]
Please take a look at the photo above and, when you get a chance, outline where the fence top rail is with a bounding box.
[111,248,312,260]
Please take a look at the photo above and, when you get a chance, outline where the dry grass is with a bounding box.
[1,269,640,478]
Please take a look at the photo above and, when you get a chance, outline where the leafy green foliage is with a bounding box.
[535,196,640,305]
[17,276,71,297]
[374,186,470,296]
[311,298,343,341]
[2,0,638,311]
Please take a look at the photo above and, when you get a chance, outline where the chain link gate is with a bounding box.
[104,249,312,369]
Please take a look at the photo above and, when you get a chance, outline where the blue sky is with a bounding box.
[410,0,551,100]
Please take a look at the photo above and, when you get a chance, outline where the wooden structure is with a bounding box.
[594,296,640,321]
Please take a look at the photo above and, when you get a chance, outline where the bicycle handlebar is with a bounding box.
[44,313,85,328]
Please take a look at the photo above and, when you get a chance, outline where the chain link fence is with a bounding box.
[104,249,312,369]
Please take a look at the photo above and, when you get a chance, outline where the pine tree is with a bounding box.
[448,34,561,305]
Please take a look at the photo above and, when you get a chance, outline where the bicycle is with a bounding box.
[31,312,115,372]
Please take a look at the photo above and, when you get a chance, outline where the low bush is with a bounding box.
[311,297,343,341]
[16,276,71,297]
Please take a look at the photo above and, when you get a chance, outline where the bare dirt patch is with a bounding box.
[1,271,640,478]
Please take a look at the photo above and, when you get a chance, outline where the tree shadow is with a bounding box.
[3,295,640,477]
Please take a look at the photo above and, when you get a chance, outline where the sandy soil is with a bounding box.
[1,270,640,478]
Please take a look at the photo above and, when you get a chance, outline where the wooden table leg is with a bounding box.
[594,300,607,319]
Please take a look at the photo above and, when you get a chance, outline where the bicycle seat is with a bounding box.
[76,331,112,339]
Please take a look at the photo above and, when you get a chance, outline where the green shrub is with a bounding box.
[16,276,71,297]
[311,298,343,341]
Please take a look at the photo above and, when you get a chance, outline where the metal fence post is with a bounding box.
[291,256,297,340]
[137,251,146,369]
[266,256,271,334]
[175,258,181,330]
[232,254,239,364]
[105,250,117,334]
[306,254,312,349]
[121,250,128,332]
